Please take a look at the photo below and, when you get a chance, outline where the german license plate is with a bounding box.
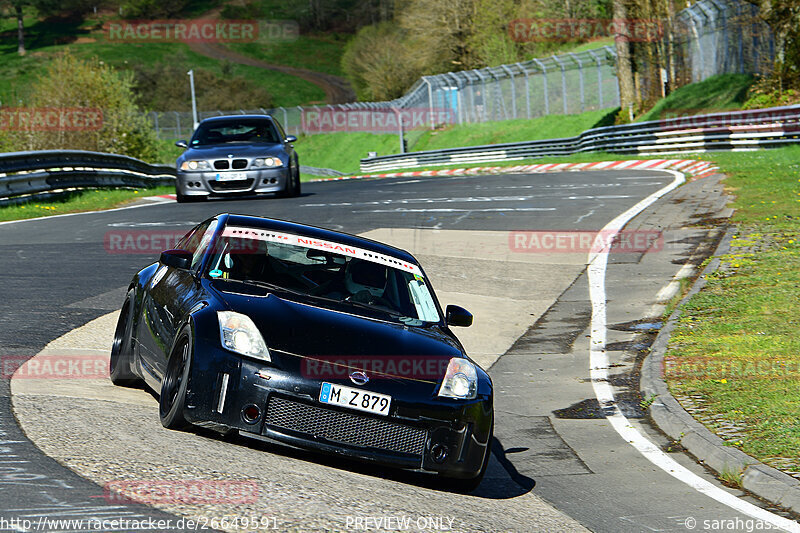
[215,172,248,181]
[319,382,391,416]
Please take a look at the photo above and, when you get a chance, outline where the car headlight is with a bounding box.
[180,160,210,171]
[217,311,270,362]
[438,357,478,399]
[252,157,282,168]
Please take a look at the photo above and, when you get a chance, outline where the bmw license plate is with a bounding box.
[215,172,248,182]
[319,382,391,416]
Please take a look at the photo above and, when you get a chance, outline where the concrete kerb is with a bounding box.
[309,159,720,183]
[640,220,800,516]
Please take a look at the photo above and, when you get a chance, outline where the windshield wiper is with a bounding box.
[339,299,410,320]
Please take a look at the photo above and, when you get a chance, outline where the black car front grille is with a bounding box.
[208,179,254,191]
[212,159,248,170]
[264,396,427,456]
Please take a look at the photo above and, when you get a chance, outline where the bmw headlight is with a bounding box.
[251,157,282,168]
[438,357,477,399]
[217,311,270,361]
[180,160,210,171]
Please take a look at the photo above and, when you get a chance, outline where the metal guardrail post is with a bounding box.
[587,50,603,109]
[500,65,517,119]
[296,106,304,135]
[422,77,435,130]
[174,112,181,140]
[552,55,568,115]
[444,72,463,125]
[516,62,531,119]
[533,59,549,115]
[474,70,488,123]
[568,53,585,113]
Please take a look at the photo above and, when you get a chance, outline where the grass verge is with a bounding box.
[663,145,800,471]
[0,186,173,222]
[294,108,618,173]
[0,14,325,108]
[637,73,756,122]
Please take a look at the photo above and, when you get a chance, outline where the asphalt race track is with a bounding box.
[1,170,794,532]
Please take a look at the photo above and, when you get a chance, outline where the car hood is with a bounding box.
[209,280,462,378]
[180,143,285,161]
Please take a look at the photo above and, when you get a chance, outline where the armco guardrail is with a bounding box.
[360,105,800,173]
[0,150,176,205]
[299,165,345,177]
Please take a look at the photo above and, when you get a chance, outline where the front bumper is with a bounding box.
[183,345,493,479]
[176,168,290,197]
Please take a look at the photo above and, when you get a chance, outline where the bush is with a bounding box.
[9,51,160,161]
[341,22,422,101]
[131,57,273,111]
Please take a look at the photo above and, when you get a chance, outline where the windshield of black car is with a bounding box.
[191,119,280,146]
[205,231,441,324]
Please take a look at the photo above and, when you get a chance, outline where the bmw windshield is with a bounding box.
[190,118,281,146]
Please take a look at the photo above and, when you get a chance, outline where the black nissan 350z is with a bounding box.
[110,213,493,490]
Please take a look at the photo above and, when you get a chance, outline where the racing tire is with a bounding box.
[109,291,142,387]
[290,164,302,197]
[159,327,193,430]
[279,163,301,198]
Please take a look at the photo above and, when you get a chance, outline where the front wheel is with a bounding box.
[159,328,193,430]
[109,291,141,387]
[280,164,301,198]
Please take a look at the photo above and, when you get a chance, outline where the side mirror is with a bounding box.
[285,135,297,143]
[160,249,192,270]
[446,305,473,327]
[175,140,189,149]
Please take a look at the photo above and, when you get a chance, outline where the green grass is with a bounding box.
[0,13,325,108]
[664,145,800,464]
[228,34,348,77]
[294,108,618,173]
[0,186,173,222]
[567,37,614,54]
[638,73,756,122]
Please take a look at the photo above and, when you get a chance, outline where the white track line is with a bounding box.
[588,169,800,532]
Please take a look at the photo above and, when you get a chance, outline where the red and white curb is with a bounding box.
[311,159,719,183]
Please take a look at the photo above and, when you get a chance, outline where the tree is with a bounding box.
[11,51,160,161]
[0,0,27,56]
[341,22,422,100]
[612,0,635,117]
[747,0,800,90]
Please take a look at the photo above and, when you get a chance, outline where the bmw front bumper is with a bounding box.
[177,168,290,198]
